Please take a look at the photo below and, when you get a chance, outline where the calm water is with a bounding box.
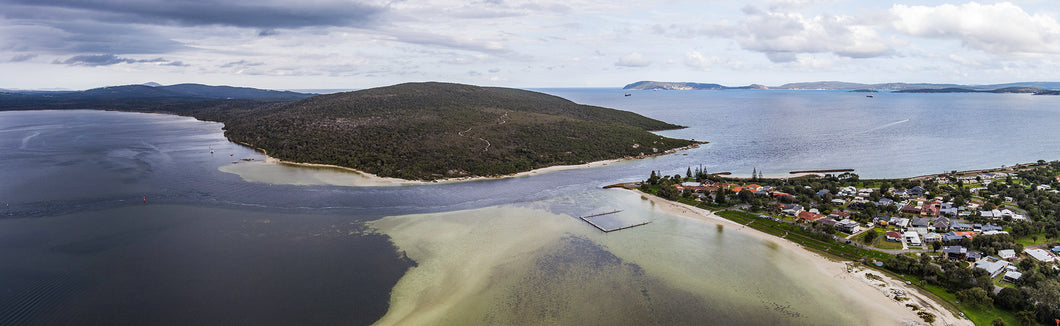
[2,90,1059,325]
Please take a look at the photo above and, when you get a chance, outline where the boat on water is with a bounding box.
[624,93,631,97]
[866,94,874,98]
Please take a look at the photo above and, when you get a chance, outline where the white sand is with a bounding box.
[631,189,972,326]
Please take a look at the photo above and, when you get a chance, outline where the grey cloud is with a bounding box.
[2,0,387,29]
[1,21,186,55]
[220,60,265,68]
[9,53,36,62]
[55,54,184,66]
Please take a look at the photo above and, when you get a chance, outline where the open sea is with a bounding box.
[2,89,1059,325]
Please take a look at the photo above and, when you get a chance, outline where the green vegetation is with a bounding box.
[1,82,697,181]
[635,162,1060,325]
[223,82,695,180]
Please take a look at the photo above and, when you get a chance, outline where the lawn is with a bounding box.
[1015,230,1057,247]
[874,239,904,250]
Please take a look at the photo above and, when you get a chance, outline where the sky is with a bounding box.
[2,0,1060,90]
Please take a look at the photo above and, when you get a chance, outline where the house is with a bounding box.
[781,204,804,216]
[873,215,892,226]
[921,203,940,217]
[1052,246,1060,255]
[828,211,852,220]
[798,211,825,223]
[981,224,1003,232]
[923,232,942,243]
[1003,271,1023,283]
[816,189,831,197]
[1025,248,1057,263]
[817,217,837,226]
[838,186,857,197]
[981,209,1003,219]
[830,199,847,205]
[954,231,976,239]
[911,217,931,228]
[885,231,903,242]
[908,186,926,196]
[981,230,1009,236]
[835,219,861,234]
[903,231,922,246]
[939,202,958,216]
[877,198,894,206]
[1037,184,1052,191]
[966,252,982,262]
[901,205,921,214]
[942,231,964,242]
[975,258,1008,278]
[942,246,968,260]
[998,249,1017,260]
[950,221,973,231]
[892,218,910,228]
[933,217,951,232]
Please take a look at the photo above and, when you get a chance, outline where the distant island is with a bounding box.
[623,81,766,90]
[0,82,699,181]
[624,80,1060,93]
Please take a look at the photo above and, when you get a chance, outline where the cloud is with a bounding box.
[890,2,1060,55]
[704,5,892,62]
[615,52,650,67]
[55,54,184,66]
[2,0,387,29]
[684,51,719,69]
[9,53,36,62]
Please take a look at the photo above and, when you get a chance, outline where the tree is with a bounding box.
[863,229,878,244]
[686,167,692,179]
[956,287,993,308]
[992,317,1007,326]
[932,241,942,252]
[1014,310,1035,326]
[657,183,679,200]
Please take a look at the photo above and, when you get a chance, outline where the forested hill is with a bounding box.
[223,82,696,180]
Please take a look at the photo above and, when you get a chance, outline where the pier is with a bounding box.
[578,210,651,232]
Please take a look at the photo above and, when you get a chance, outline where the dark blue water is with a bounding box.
[2,90,1060,324]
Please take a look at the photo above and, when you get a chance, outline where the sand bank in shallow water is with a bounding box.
[368,190,950,325]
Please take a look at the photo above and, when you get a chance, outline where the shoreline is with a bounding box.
[236,141,705,186]
[625,188,972,326]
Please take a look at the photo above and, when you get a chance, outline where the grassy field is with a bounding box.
[875,238,904,250]
[715,210,893,261]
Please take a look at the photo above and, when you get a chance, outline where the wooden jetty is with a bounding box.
[578,210,652,232]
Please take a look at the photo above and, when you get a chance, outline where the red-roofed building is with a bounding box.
[797,211,825,222]
[885,231,903,242]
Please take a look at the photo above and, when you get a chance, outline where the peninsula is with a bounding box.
[1,82,698,181]
[222,82,696,180]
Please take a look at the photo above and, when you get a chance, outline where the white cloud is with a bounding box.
[706,5,892,62]
[615,52,650,67]
[890,2,1060,55]
[684,51,719,69]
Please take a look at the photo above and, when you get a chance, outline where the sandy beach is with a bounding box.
[630,189,973,326]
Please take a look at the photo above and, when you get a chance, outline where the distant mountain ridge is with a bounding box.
[623,80,1060,91]
[0,83,312,100]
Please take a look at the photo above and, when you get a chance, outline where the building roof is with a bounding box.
[974,258,1008,277]
[1025,248,1056,262]
[798,211,825,222]
[942,246,967,254]
[998,249,1016,259]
